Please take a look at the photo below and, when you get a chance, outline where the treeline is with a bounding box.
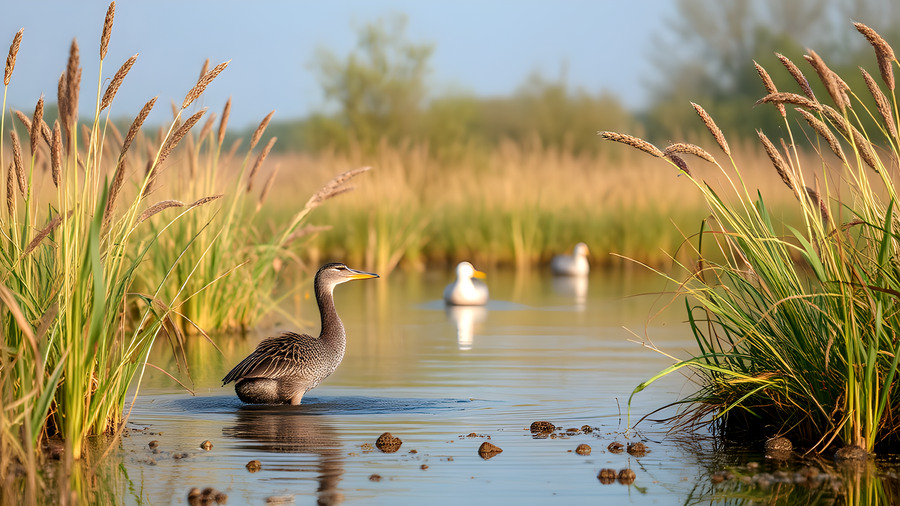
[256,0,900,157]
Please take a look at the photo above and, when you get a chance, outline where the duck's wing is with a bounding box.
[222,332,312,384]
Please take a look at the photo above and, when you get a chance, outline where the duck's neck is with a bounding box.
[316,282,346,349]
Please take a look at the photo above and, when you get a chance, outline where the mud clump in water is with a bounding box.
[187,487,227,505]
[376,432,403,453]
[607,442,624,454]
[834,445,867,461]
[626,442,647,457]
[764,436,792,460]
[530,421,555,434]
[575,444,591,456]
[200,440,213,451]
[246,459,261,473]
[617,468,636,485]
[597,468,617,484]
[478,442,503,459]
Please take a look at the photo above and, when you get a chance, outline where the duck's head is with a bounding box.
[456,261,486,280]
[316,262,379,289]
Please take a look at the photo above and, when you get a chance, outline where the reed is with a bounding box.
[0,3,255,499]
[620,23,900,453]
[135,93,371,334]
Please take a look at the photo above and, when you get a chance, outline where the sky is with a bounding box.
[1,1,674,128]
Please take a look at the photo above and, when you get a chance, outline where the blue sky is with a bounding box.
[1,1,674,128]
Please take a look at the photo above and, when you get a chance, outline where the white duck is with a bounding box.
[443,261,488,306]
[550,242,590,276]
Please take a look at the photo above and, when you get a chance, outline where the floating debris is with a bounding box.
[200,440,213,451]
[834,445,867,462]
[530,421,555,433]
[597,468,617,484]
[478,442,503,459]
[148,440,159,449]
[376,432,403,453]
[626,442,647,456]
[246,460,261,473]
[607,442,624,454]
[617,468,636,485]
[369,474,382,482]
[420,464,429,470]
[575,444,591,456]
[187,487,227,505]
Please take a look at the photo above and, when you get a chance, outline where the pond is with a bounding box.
[105,267,893,504]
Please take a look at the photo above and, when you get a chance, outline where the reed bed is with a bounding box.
[615,23,900,453]
[0,3,366,501]
[252,138,810,275]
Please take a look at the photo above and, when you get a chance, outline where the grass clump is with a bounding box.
[0,3,301,500]
[614,23,900,453]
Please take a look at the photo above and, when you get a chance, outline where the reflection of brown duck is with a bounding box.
[224,407,344,504]
[222,263,378,405]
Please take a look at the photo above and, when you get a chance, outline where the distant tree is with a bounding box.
[644,0,900,141]
[310,14,434,151]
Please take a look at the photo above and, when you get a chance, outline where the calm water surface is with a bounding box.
[113,268,860,504]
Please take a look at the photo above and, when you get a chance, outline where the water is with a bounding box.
[110,268,875,504]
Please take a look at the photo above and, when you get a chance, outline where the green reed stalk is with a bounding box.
[616,23,900,452]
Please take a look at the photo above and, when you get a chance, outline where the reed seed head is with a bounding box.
[257,165,280,210]
[218,97,231,146]
[664,142,716,164]
[755,92,822,112]
[10,130,25,196]
[100,2,115,60]
[666,154,692,178]
[776,53,816,100]
[690,103,731,157]
[57,72,68,133]
[14,109,31,131]
[860,67,897,139]
[804,50,848,110]
[104,156,126,228]
[30,96,44,157]
[101,54,137,111]
[305,166,372,210]
[51,121,62,187]
[757,130,794,192]
[754,60,784,117]
[182,60,229,110]
[122,96,157,156]
[188,194,222,210]
[5,163,13,215]
[596,131,664,158]
[851,126,880,171]
[854,22,896,90]
[247,136,277,193]
[139,200,184,223]
[795,108,846,164]
[24,214,63,255]
[250,111,275,151]
[4,28,23,86]
[65,39,81,124]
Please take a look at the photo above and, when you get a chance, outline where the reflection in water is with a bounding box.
[223,406,344,505]
[551,274,588,310]
[445,305,487,350]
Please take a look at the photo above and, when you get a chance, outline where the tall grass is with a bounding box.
[254,138,806,275]
[136,99,369,334]
[616,23,900,453]
[0,2,253,498]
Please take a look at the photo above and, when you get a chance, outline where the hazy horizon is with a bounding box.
[1,1,673,128]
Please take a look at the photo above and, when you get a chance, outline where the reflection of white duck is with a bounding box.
[446,305,487,351]
[551,242,590,276]
[552,275,588,311]
[443,262,488,306]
